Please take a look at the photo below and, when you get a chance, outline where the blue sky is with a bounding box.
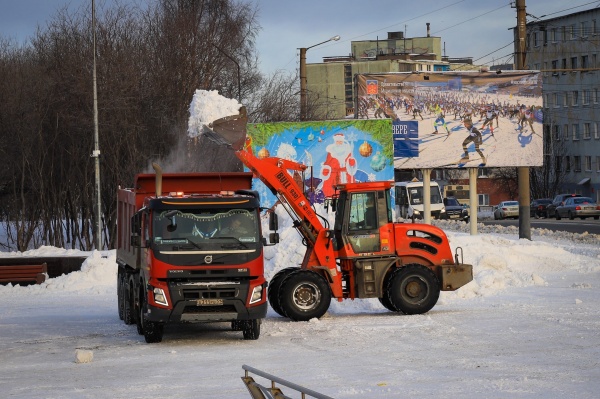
[0,0,597,75]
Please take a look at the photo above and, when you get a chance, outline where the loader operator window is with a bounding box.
[346,192,380,253]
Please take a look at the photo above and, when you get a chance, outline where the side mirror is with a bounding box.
[269,232,280,244]
[130,235,141,247]
[269,212,278,231]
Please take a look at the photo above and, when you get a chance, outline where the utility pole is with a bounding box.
[299,35,340,120]
[514,0,531,240]
[92,0,102,250]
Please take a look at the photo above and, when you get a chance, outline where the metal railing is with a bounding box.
[241,365,335,399]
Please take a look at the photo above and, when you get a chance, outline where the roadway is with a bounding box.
[480,217,600,235]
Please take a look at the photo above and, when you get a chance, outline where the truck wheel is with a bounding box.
[231,320,244,331]
[278,270,331,321]
[123,279,135,325]
[268,267,298,317]
[242,319,261,340]
[136,284,144,335]
[387,264,440,315]
[117,268,124,321]
[139,289,164,343]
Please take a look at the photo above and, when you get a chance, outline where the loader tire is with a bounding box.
[387,264,440,315]
[268,267,298,317]
[278,270,331,321]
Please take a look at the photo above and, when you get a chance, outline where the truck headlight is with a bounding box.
[153,287,169,306]
[413,210,420,215]
[249,285,263,304]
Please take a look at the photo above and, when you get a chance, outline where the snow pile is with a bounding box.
[187,89,242,138]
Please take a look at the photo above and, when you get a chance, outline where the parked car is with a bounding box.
[555,197,600,220]
[530,198,552,218]
[493,201,519,220]
[546,194,582,218]
[442,197,469,222]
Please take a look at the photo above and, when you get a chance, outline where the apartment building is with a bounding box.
[522,8,600,200]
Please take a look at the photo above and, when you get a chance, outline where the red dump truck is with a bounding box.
[116,164,268,343]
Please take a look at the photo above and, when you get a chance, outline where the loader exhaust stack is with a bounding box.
[152,162,163,197]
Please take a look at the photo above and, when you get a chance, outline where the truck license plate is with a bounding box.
[196,299,223,306]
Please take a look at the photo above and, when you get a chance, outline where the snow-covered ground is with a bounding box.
[1,215,599,398]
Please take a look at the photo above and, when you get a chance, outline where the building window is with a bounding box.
[595,122,599,139]
[584,123,591,139]
[552,92,559,107]
[597,156,600,172]
[594,19,598,35]
[572,91,579,106]
[533,31,541,47]
[573,124,580,140]
[581,21,590,37]
[574,156,582,172]
[478,194,490,206]
[571,57,578,69]
[585,156,592,171]
[583,90,591,105]
[561,58,567,72]
[478,168,488,178]
[594,88,599,103]
[569,24,577,40]
[551,28,558,42]
[553,124,560,140]
[565,156,571,172]
[555,156,562,172]
[593,54,598,68]
[582,55,589,70]
[563,93,569,107]
[563,124,569,140]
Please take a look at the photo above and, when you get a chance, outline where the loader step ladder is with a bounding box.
[242,364,334,399]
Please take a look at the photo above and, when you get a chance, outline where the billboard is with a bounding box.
[355,71,543,169]
[246,120,394,207]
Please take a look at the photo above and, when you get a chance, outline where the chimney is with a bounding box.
[426,22,431,37]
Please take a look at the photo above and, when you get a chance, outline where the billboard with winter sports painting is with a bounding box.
[246,120,394,207]
[355,71,543,169]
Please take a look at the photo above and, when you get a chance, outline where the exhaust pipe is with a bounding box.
[152,162,163,197]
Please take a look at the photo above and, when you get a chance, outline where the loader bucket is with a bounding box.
[205,106,248,151]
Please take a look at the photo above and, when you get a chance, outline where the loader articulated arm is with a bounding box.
[208,108,342,296]
[236,138,324,245]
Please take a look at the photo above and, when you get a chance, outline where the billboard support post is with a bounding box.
[469,168,478,236]
[423,169,432,224]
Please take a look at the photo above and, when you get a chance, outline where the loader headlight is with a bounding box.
[249,285,263,304]
[153,287,168,306]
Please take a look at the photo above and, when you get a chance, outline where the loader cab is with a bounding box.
[333,182,394,256]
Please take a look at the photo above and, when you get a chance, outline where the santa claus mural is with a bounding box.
[319,132,357,197]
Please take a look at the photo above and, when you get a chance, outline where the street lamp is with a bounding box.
[299,35,340,120]
[92,0,102,250]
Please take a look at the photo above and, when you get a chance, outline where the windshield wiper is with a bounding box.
[212,236,248,249]
[183,237,203,250]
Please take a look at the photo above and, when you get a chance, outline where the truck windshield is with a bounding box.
[153,209,259,247]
